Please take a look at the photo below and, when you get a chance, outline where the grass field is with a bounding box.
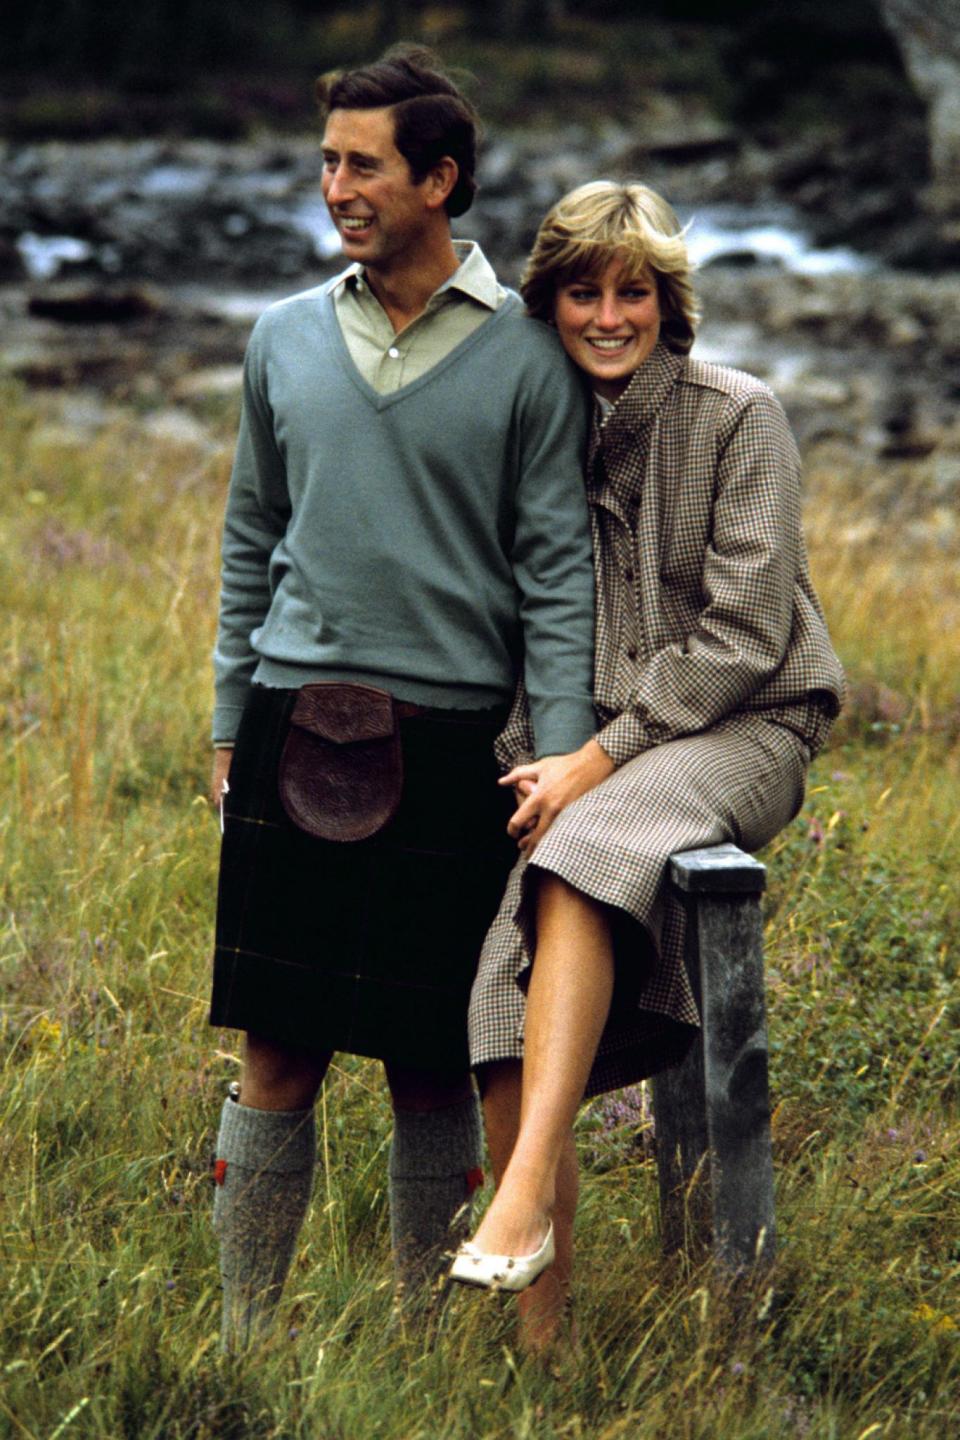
[1,381,958,1438]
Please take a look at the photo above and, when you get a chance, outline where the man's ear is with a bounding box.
[424,155,458,211]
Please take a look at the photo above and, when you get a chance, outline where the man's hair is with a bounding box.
[316,45,479,218]
[520,180,700,354]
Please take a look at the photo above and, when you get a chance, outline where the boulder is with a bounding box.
[881,0,960,225]
[27,283,165,324]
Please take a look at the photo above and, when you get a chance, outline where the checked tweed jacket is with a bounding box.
[469,340,845,1094]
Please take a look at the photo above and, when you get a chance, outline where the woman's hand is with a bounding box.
[500,738,615,853]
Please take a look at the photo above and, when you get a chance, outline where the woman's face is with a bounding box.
[553,257,661,401]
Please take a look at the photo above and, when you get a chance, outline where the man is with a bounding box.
[207,46,596,1348]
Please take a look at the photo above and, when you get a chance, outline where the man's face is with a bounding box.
[321,106,433,276]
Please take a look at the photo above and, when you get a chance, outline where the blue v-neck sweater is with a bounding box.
[213,285,595,756]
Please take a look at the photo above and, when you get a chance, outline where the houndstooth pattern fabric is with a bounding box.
[473,342,844,1094]
[471,714,810,1093]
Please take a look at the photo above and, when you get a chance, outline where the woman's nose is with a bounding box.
[595,294,623,330]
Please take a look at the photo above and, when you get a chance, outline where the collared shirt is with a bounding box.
[329,239,507,394]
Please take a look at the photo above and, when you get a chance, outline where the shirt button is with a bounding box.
[388,346,400,359]
[626,648,638,661]
[623,568,634,582]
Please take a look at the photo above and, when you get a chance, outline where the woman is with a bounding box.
[450,181,845,1349]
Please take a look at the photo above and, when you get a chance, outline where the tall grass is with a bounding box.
[1,384,957,1438]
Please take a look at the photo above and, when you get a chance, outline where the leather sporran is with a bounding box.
[278,682,402,842]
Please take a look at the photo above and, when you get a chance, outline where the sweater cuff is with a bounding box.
[211,698,248,746]
[531,698,597,758]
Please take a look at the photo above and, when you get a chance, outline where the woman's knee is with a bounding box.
[533,872,612,950]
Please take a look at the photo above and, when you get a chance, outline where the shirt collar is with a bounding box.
[324,241,501,312]
[437,240,502,310]
[605,340,685,428]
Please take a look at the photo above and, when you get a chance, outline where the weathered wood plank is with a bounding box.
[653,843,776,1268]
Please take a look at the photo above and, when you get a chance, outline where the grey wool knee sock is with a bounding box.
[388,1094,484,1304]
[212,1092,316,1351]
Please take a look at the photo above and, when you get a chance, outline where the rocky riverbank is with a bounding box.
[1,129,958,472]
[0,106,949,289]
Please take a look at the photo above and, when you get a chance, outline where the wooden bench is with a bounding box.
[651,843,776,1269]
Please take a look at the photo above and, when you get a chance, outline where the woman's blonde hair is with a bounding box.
[520,180,699,354]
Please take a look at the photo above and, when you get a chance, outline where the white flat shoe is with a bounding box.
[449,1221,555,1293]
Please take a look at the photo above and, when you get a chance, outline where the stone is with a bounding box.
[881,0,960,218]
[172,365,244,400]
[27,283,164,324]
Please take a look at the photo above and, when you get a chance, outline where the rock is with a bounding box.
[27,283,165,324]
[172,365,244,399]
[880,0,960,262]
[843,679,911,729]
[0,235,26,280]
[140,409,211,447]
[881,0,960,209]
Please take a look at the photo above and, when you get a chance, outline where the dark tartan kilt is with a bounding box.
[209,684,516,1072]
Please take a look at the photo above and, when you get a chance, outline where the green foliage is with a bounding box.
[1,378,958,1435]
[761,744,960,1119]
[0,2,922,141]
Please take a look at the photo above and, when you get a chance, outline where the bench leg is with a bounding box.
[652,845,776,1268]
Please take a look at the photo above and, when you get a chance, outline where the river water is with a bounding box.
[7,145,876,286]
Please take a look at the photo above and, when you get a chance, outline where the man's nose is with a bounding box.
[324,165,354,206]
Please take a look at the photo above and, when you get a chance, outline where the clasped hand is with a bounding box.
[500,738,615,853]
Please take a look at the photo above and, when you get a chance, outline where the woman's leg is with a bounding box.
[480,1059,580,1353]
[471,872,613,1259]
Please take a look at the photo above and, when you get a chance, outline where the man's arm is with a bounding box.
[212,319,292,746]
[510,337,596,759]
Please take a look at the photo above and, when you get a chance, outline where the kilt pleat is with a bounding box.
[468,715,810,1096]
[211,685,516,1072]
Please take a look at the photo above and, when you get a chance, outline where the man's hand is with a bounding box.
[499,738,615,853]
[210,747,234,810]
